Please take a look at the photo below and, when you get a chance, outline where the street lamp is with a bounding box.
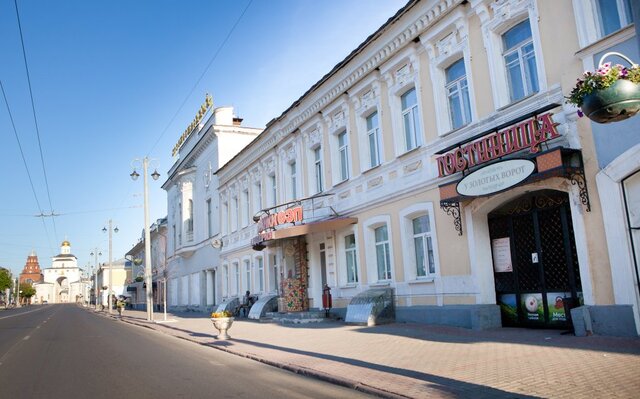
[103,220,118,315]
[90,249,102,310]
[131,157,160,321]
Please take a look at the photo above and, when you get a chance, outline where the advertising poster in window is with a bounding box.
[521,293,544,321]
[498,294,517,324]
[491,237,513,272]
[546,293,571,323]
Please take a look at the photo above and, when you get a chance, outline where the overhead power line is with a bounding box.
[147,0,254,156]
[0,79,54,253]
[13,0,59,242]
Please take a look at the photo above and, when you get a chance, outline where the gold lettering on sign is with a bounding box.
[172,94,214,157]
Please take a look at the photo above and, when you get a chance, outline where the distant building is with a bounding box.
[34,241,88,303]
[19,251,43,285]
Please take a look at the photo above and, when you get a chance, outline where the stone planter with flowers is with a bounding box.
[210,310,234,340]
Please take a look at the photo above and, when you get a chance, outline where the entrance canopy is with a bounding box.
[269,217,357,241]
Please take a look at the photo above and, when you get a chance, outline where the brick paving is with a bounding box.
[98,308,640,398]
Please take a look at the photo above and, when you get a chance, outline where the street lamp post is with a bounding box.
[90,249,102,310]
[131,157,160,322]
[103,221,118,315]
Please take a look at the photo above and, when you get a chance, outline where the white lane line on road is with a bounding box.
[23,336,30,340]
[0,306,49,320]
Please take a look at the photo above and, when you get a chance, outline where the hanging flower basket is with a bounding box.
[567,52,640,124]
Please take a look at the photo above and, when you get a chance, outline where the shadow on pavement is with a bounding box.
[351,322,640,355]
[220,337,542,399]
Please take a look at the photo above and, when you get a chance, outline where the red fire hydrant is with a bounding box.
[322,284,332,318]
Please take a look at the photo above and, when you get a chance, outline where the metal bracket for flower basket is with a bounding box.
[581,52,640,124]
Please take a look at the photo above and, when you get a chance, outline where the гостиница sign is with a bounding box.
[436,112,560,178]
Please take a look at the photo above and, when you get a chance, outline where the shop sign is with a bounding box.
[456,159,535,197]
[436,113,559,178]
[256,206,303,233]
[252,205,304,247]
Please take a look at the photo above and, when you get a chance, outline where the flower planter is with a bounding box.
[211,316,234,339]
[581,74,640,124]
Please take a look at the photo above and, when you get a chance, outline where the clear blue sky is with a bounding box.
[0,0,406,276]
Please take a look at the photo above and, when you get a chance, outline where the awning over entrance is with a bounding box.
[269,217,358,241]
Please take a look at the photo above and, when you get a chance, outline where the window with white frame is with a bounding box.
[374,225,392,281]
[234,262,240,295]
[206,198,213,237]
[445,59,472,130]
[503,19,539,102]
[313,147,323,193]
[401,88,421,151]
[221,201,228,235]
[242,189,250,227]
[412,215,435,277]
[596,0,634,37]
[338,131,350,181]
[253,181,262,214]
[186,199,193,240]
[232,196,239,232]
[345,234,358,283]
[290,162,297,200]
[366,111,382,168]
[256,256,264,292]
[244,259,251,293]
[223,264,229,296]
[269,174,277,207]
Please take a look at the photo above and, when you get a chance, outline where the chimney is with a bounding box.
[233,117,243,126]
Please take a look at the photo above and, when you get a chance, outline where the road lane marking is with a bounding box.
[0,306,49,320]
[23,336,30,340]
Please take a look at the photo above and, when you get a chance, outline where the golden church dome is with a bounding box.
[61,240,71,247]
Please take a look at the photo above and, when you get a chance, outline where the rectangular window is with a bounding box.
[345,234,358,283]
[338,131,349,181]
[596,0,634,36]
[233,196,239,231]
[244,259,251,293]
[234,263,240,295]
[257,257,264,292]
[374,225,392,281]
[221,202,228,235]
[412,215,435,277]
[223,265,229,296]
[314,147,323,193]
[401,88,421,151]
[206,199,212,237]
[243,189,250,227]
[445,59,472,130]
[270,174,277,207]
[290,162,297,200]
[366,111,381,168]
[254,182,262,214]
[503,19,538,102]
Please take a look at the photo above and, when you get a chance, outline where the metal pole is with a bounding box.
[163,278,167,321]
[143,157,154,321]
[108,219,113,315]
[16,278,21,307]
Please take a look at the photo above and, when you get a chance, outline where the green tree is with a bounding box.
[19,282,36,299]
[0,269,12,292]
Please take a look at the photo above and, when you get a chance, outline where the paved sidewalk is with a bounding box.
[97,308,640,398]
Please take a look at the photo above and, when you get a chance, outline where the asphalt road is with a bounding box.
[0,305,371,398]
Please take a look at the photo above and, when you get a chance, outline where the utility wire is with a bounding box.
[147,0,254,156]
[0,79,54,254]
[14,0,59,243]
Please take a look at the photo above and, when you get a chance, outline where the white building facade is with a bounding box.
[213,0,638,335]
[162,95,262,312]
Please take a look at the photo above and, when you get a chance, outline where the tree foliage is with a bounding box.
[0,269,12,292]
[19,282,36,298]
